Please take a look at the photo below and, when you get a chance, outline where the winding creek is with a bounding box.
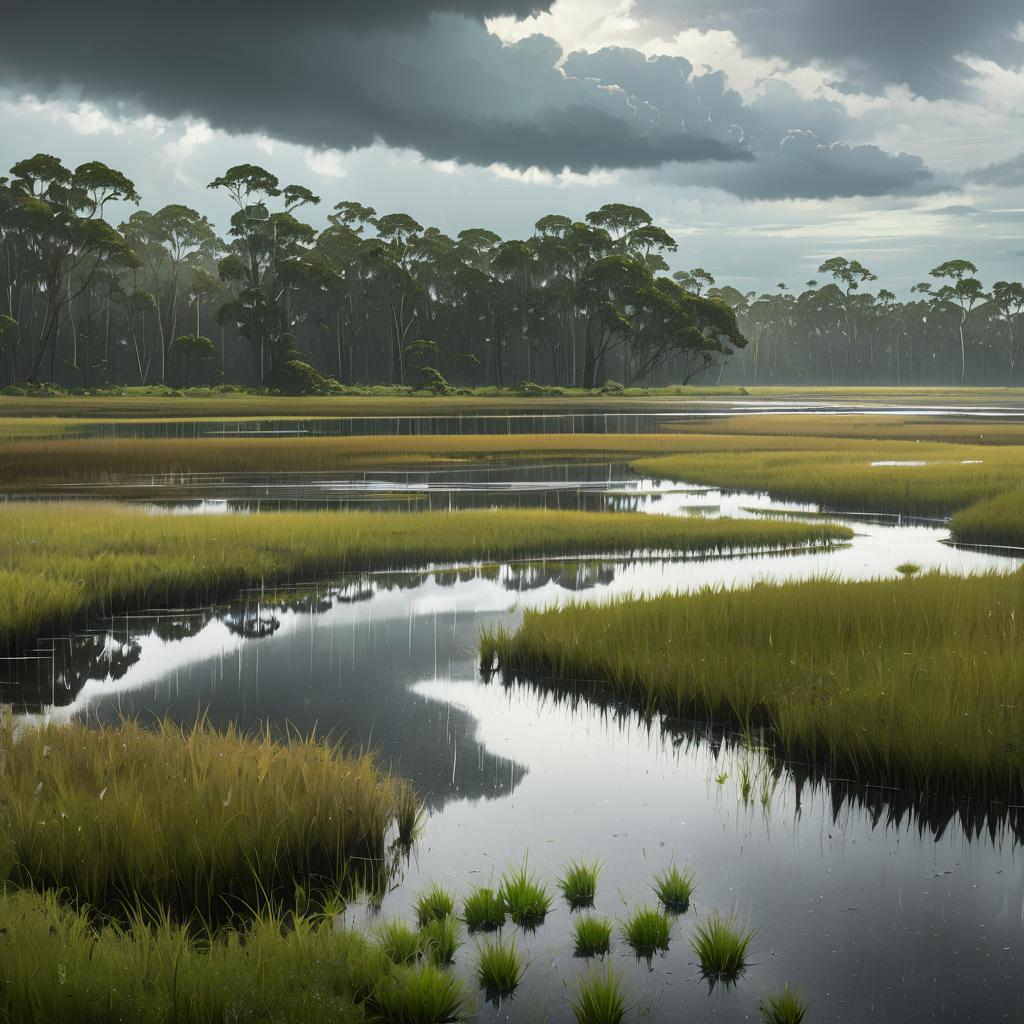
[5,451,1023,1022]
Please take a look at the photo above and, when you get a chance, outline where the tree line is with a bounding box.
[0,154,1020,392]
[0,156,744,393]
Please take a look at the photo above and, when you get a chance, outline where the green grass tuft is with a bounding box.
[414,884,456,928]
[573,914,613,957]
[559,859,601,908]
[371,962,466,1024]
[690,912,755,982]
[500,863,552,928]
[572,966,627,1024]
[653,865,695,913]
[621,905,671,956]
[418,915,461,967]
[475,935,525,996]
[759,983,808,1024]
[378,920,421,965]
[462,887,506,932]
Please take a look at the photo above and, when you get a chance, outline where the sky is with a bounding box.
[1,0,1022,295]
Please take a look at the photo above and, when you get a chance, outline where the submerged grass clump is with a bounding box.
[690,913,755,982]
[573,914,613,957]
[482,570,1024,798]
[418,915,461,967]
[621,905,671,956]
[572,966,628,1024]
[462,887,506,932]
[559,859,601,908]
[760,984,808,1024]
[500,864,552,928]
[414,885,456,928]
[0,717,407,917]
[475,936,525,996]
[370,963,466,1024]
[0,501,850,652]
[653,865,695,913]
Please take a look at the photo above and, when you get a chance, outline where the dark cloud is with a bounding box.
[632,0,1024,98]
[969,152,1024,188]
[0,11,748,174]
[565,49,937,199]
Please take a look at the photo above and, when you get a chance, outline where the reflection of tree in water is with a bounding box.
[502,561,617,592]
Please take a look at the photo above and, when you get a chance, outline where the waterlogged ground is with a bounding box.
[6,467,1023,1022]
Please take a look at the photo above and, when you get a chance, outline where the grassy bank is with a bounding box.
[0,718,414,916]
[0,888,404,1024]
[633,439,1024,521]
[950,487,1024,548]
[482,571,1024,798]
[0,502,850,651]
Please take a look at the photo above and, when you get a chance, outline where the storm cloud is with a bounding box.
[0,7,748,174]
[632,0,1024,98]
[565,49,937,199]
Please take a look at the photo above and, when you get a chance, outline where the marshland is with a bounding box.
[2,389,1023,1023]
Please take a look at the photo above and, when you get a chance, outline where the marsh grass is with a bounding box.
[653,865,695,913]
[415,884,456,927]
[418,915,461,967]
[500,864,552,928]
[379,920,421,965]
[462,887,506,931]
[621,905,671,956]
[370,962,466,1024]
[0,501,849,652]
[475,936,525,996]
[690,913,755,982]
[760,984,808,1024]
[572,966,628,1024]
[0,887,395,1024]
[559,859,601,908]
[0,718,408,918]
[482,570,1024,798]
[950,486,1024,548]
[573,914,613,957]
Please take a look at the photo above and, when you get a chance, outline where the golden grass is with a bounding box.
[0,502,850,650]
[482,571,1024,798]
[0,718,412,915]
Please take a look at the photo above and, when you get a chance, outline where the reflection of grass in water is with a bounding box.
[690,913,755,983]
[462,887,506,932]
[475,935,525,996]
[572,965,628,1024]
[621,905,671,956]
[482,571,1024,798]
[0,718,407,918]
[0,501,849,651]
[573,914,613,957]
[759,983,808,1024]
[653,865,695,913]
[559,860,601,909]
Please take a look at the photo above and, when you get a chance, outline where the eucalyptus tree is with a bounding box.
[929,259,984,385]
[5,154,138,382]
[208,164,319,383]
[817,256,877,373]
[989,280,1024,379]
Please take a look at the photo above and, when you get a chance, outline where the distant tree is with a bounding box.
[170,333,217,387]
[929,259,984,385]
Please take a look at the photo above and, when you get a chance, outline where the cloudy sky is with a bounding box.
[1,0,1022,294]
